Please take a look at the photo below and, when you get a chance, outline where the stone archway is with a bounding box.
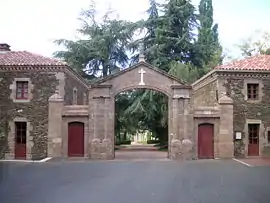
[88,59,193,160]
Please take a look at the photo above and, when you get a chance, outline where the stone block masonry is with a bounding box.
[0,71,58,160]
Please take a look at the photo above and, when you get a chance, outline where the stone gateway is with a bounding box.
[2,44,269,161]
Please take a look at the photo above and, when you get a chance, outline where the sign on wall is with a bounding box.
[235,132,242,140]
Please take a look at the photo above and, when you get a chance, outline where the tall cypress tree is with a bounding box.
[196,0,222,71]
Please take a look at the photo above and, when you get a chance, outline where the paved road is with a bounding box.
[1,159,270,203]
[115,150,168,160]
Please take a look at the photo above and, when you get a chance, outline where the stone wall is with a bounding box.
[64,73,88,105]
[219,74,270,157]
[0,71,58,160]
[192,78,218,107]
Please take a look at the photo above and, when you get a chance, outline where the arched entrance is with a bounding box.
[198,123,214,159]
[88,60,193,160]
[68,122,84,157]
[114,88,169,159]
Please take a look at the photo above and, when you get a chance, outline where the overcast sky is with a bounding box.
[1,0,270,58]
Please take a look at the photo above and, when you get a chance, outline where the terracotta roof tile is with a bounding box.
[0,51,66,66]
[216,55,270,71]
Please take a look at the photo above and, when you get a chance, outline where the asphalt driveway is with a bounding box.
[1,159,270,203]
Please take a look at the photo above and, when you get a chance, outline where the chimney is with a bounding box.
[0,43,11,51]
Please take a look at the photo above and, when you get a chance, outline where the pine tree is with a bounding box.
[143,0,160,63]
[154,0,197,72]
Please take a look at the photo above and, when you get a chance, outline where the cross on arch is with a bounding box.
[138,68,146,85]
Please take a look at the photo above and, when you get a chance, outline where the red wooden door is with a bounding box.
[15,122,27,159]
[68,122,84,157]
[198,123,214,159]
[15,143,26,159]
[248,124,259,156]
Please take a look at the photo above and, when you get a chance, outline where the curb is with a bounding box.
[0,157,52,163]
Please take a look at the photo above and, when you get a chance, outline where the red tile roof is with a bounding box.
[216,54,270,71]
[0,51,66,66]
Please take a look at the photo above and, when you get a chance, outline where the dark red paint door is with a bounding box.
[68,122,84,157]
[15,122,27,159]
[198,123,214,159]
[248,124,259,156]
[15,143,26,159]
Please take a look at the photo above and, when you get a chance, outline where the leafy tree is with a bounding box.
[168,61,200,83]
[54,3,138,79]
[128,0,162,65]
[115,91,139,140]
[117,0,201,142]
[237,30,270,57]
[53,0,224,144]
[123,89,168,142]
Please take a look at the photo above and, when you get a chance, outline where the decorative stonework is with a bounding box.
[181,139,193,160]
[9,78,34,103]
[88,62,194,160]
[170,138,182,160]
[138,68,146,85]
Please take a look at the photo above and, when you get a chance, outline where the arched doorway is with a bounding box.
[89,61,192,160]
[198,123,214,159]
[68,122,84,157]
[114,88,169,160]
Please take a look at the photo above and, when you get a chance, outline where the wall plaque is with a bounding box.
[235,132,242,140]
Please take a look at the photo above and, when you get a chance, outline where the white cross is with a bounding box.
[138,68,146,85]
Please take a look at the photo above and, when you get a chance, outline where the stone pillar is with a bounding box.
[89,97,103,159]
[170,97,182,160]
[170,85,194,160]
[88,85,114,160]
[182,98,194,160]
[218,95,234,158]
[48,91,63,158]
[102,97,114,159]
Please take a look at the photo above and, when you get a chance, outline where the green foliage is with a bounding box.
[147,139,160,144]
[153,0,197,71]
[54,3,138,79]
[115,89,168,141]
[54,0,223,143]
[168,61,200,83]
[194,0,222,74]
[237,30,270,57]
[115,140,132,145]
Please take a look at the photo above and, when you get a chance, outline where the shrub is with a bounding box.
[147,140,160,144]
[121,140,131,145]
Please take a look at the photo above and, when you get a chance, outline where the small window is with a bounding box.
[248,124,259,144]
[73,88,77,105]
[267,131,270,143]
[247,84,259,100]
[16,81,29,99]
[15,122,27,144]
